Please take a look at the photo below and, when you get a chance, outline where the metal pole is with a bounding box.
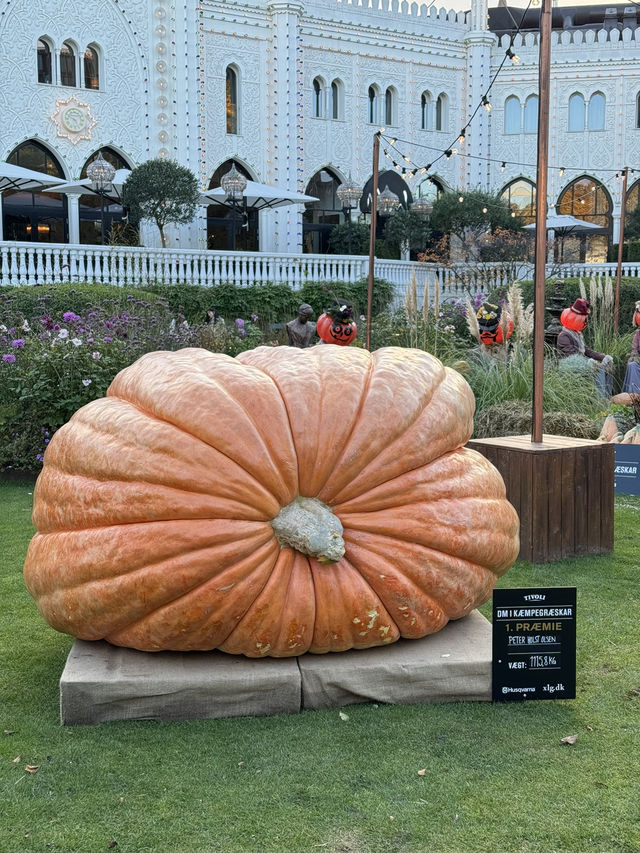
[614,166,628,335]
[366,132,380,351]
[532,0,552,444]
[345,207,353,255]
[230,201,237,251]
[99,190,105,245]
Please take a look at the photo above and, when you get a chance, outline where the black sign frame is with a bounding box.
[492,587,576,702]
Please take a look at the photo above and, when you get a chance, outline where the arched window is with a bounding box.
[60,41,77,87]
[302,168,342,254]
[226,66,238,134]
[523,96,538,134]
[84,45,99,90]
[368,86,378,124]
[588,92,605,131]
[421,92,432,131]
[207,160,259,251]
[500,178,536,224]
[416,175,444,204]
[385,87,395,126]
[568,93,585,132]
[313,77,324,118]
[3,140,67,243]
[359,169,412,214]
[504,96,521,134]
[556,176,611,262]
[636,93,640,129]
[330,79,343,120]
[37,38,52,84]
[435,94,447,131]
[79,147,131,245]
[626,179,640,216]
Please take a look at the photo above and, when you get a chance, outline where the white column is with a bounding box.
[465,0,496,190]
[0,196,4,241]
[268,0,304,253]
[68,195,80,244]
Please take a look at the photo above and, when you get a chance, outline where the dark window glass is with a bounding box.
[331,81,339,120]
[226,67,238,134]
[60,42,76,87]
[368,86,376,124]
[4,140,67,243]
[37,39,52,84]
[84,46,99,90]
[385,89,393,126]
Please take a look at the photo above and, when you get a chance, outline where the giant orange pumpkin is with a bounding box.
[24,346,519,657]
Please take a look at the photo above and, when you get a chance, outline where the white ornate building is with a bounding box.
[1,0,639,260]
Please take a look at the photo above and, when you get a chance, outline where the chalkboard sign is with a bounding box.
[492,587,576,702]
[614,445,640,496]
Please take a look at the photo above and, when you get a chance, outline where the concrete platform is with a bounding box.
[60,611,492,725]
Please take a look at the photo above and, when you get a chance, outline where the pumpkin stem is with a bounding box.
[271,497,345,563]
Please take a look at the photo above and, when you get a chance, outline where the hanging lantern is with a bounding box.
[378,186,401,217]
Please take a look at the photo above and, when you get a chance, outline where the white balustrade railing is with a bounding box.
[2,241,636,310]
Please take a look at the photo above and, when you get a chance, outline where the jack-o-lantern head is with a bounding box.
[561,298,590,332]
[476,302,513,346]
[317,301,358,346]
[634,301,640,328]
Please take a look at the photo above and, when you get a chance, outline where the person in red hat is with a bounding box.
[557,298,613,396]
[621,300,640,394]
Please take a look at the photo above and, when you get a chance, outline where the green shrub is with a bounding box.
[141,277,394,326]
[0,282,161,319]
[473,400,600,439]
[0,296,264,471]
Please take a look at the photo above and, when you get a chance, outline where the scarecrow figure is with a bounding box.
[557,298,613,397]
[621,300,640,395]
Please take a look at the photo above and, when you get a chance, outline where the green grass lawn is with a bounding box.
[1,478,639,853]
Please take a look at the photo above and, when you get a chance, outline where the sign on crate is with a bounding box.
[492,587,576,702]
[614,445,640,496]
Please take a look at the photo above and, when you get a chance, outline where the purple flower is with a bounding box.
[36,453,43,462]
[251,314,259,323]
[11,339,25,348]
[63,311,81,323]
[2,354,16,363]
[82,379,92,387]
[104,320,114,329]
[104,336,113,343]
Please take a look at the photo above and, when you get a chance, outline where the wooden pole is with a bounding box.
[532,0,552,444]
[366,132,380,351]
[614,166,628,335]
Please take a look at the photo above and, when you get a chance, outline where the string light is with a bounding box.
[458,129,466,144]
[458,195,464,203]
[506,46,520,65]
[559,167,565,177]
[501,162,506,172]
[482,96,491,112]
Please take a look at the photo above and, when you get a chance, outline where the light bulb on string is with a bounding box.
[482,95,491,112]
[458,129,466,144]
[501,162,506,172]
[458,195,464,203]
[559,167,565,177]
[506,47,520,64]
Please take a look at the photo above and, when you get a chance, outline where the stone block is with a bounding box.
[298,610,491,710]
[60,612,492,725]
[60,640,302,725]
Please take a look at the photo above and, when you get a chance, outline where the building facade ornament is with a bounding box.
[50,95,97,144]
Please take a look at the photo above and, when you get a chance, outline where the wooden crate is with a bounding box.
[467,434,614,563]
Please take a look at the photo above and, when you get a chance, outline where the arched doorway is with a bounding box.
[302,168,342,254]
[79,148,131,244]
[359,170,413,215]
[415,175,445,205]
[3,140,67,242]
[556,176,611,262]
[207,160,259,251]
[500,178,536,224]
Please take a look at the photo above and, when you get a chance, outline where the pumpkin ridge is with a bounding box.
[49,405,283,509]
[34,472,274,530]
[103,391,288,503]
[108,355,297,504]
[312,353,375,499]
[316,349,447,503]
[105,540,281,650]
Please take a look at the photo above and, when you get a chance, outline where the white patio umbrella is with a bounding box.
[522,214,604,237]
[200,179,317,211]
[42,168,132,203]
[523,214,604,264]
[0,161,65,192]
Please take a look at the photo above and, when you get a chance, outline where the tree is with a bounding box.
[122,158,200,247]
[327,221,370,255]
[429,189,521,262]
[382,208,431,258]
